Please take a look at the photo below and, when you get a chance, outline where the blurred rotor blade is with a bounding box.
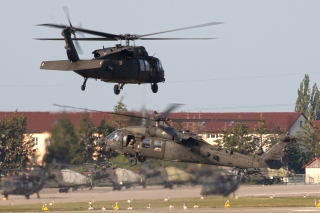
[76,23,85,37]
[161,104,183,119]
[139,22,223,38]
[37,23,66,29]
[35,37,117,41]
[140,38,215,40]
[53,104,149,119]
[37,24,121,39]
[74,35,83,55]
[62,6,72,27]
[169,118,262,123]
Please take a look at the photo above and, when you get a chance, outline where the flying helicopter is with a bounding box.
[54,104,294,170]
[36,7,221,95]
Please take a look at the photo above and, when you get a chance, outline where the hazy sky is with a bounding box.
[1,1,319,113]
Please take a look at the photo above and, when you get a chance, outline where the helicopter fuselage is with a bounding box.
[99,126,292,169]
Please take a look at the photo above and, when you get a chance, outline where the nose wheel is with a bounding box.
[81,77,88,91]
[151,83,158,93]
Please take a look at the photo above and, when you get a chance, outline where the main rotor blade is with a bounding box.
[139,22,222,38]
[169,118,262,123]
[35,37,117,41]
[37,23,122,40]
[161,104,183,119]
[53,104,148,120]
[62,6,72,27]
[139,38,215,40]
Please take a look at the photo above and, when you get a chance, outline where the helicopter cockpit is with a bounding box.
[153,59,163,71]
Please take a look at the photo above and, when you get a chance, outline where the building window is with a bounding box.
[33,137,38,146]
[142,139,151,148]
[153,140,163,151]
[300,121,303,127]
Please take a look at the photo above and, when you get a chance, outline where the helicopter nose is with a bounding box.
[97,138,107,145]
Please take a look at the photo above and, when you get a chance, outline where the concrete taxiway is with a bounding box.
[1,184,320,205]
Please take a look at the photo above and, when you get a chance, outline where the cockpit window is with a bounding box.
[106,130,121,141]
[139,60,145,71]
[145,60,150,71]
[154,60,163,70]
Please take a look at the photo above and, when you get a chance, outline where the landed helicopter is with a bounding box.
[1,167,46,200]
[36,7,221,95]
[55,104,294,170]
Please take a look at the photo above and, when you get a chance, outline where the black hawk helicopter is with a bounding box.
[37,7,221,95]
[54,104,294,170]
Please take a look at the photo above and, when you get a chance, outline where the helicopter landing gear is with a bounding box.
[25,194,30,199]
[37,192,40,199]
[81,77,88,91]
[151,83,158,93]
[137,156,146,163]
[128,157,137,166]
[114,83,125,95]
[3,194,8,200]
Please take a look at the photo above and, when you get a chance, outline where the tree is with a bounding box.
[45,114,78,164]
[112,96,129,129]
[0,111,33,168]
[295,74,310,115]
[75,112,96,163]
[284,138,307,174]
[295,120,320,159]
[310,84,320,120]
[97,117,113,137]
[295,74,320,120]
[218,119,254,155]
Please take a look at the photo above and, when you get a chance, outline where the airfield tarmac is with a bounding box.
[1,184,320,212]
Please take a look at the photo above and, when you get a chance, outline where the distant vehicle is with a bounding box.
[243,167,294,184]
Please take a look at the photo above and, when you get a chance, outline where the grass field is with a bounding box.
[1,196,319,212]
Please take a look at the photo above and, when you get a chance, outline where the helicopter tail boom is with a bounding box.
[260,134,293,169]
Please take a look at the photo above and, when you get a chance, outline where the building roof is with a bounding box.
[0,111,306,134]
[302,158,320,168]
[168,112,305,133]
[314,120,320,130]
[0,112,112,133]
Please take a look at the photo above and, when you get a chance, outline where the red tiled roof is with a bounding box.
[0,111,306,134]
[168,112,305,133]
[302,158,320,168]
[0,112,112,133]
[314,121,320,130]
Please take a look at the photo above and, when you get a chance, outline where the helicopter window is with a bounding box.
[158,60,163,70]
[106,130,121,141]
[153,140,163,151]
[144,60,150,71]
[139,60,145,71]
[142,139,151,148]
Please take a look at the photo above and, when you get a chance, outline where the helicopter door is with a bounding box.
[138,59,151,82]
[125,59,139,80]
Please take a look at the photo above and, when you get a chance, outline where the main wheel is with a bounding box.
[137,156,146,163]
[25,194,30,199]
[114,84,120,95]
[128,157,137,166]
[81,85,86,91]
[151,83,158,93]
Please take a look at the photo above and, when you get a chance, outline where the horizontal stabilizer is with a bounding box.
[40,60,105,71]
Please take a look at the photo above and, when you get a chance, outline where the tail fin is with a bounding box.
[61,28,79,62]
[260,134,293,169]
